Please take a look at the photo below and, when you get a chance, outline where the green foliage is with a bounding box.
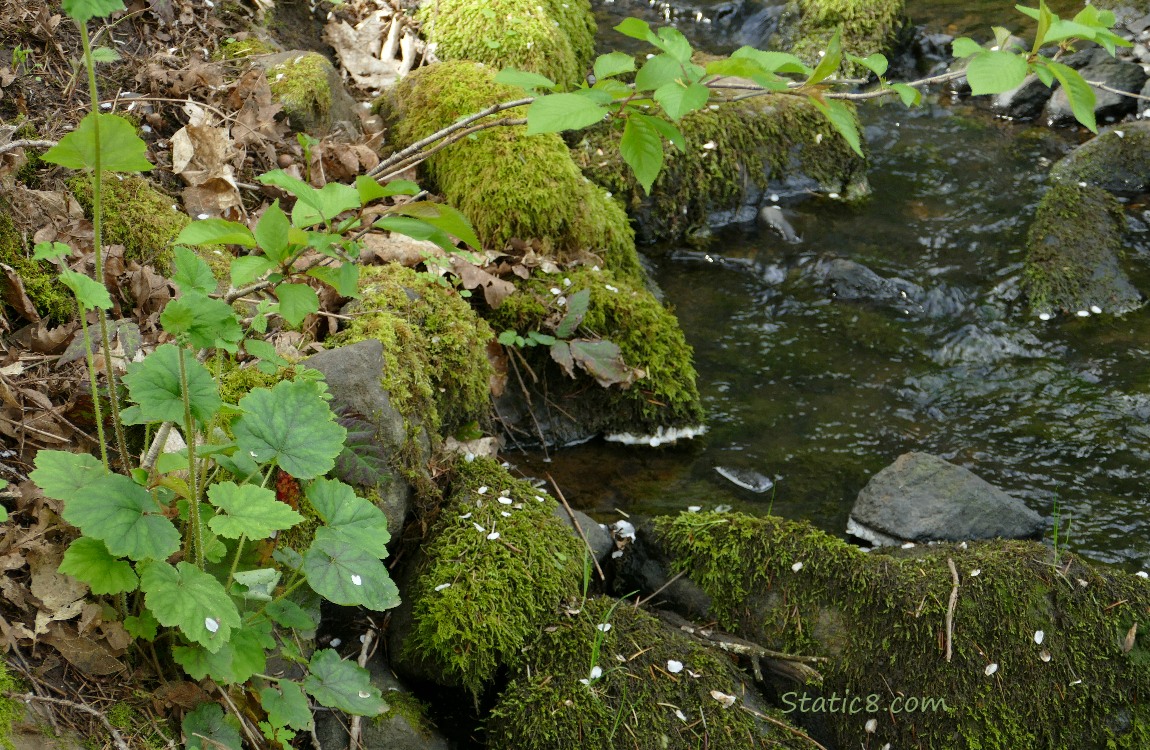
[42,113,153,172]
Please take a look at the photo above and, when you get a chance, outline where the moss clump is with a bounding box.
[267,53,334,132]
[403,456,584,694]
[488,266,704,435]
[0,206,73,323]
[416,0,596,90]
[1049,122,1150,194]
[376,691,436,738]
[656,511,1150,750]
[0,660,19,750]
[774,0,906,75]
[1022,182,1141,315]
[215,36,277,60]
[68,173,187,272]
[388,61,642,281]
[328,263,495,439]
[488,596,811,749]
[572,96,867,243]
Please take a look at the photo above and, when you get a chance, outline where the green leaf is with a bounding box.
[498,330,518,346]
[305,478,391,558]
[172,246,217,296]
[62,0,125,22]
[564,339,641,388]
[304,649,388,716]
[653,80,709,121]
[620,115,664,195]
[90,46,120,63]
[386,201,482,250]
[122,343,221,425]
[966,50,1028,95]
[493,67,557,92]
[806,29,842,86]
[30,450,104,501]
[951,37,982,59]
[302,530,399,610]
[292,183,360,228]
[243,338,289,369]
[846,52,888,77]
[173,621,271,683]
[526,93,608,135]
[1033,60,1054,87]
[207,481,303,540]
[139,560,241,652]
[32,241,71,261]
[555,289,590,339]
[266,599,317,631]
[355,175,420,205]
[809,97,863,157]
[614,17,654,42]
[635,53,684,92]
[62,474,179,561]
[58,538,138,595]
[232,568,281,601]
[890,82,922,107]
[645,116,686,152]
[183,702,241,750]
[254,200,291,264]
[41,113,152,172]
[1047,61,1098,133]
[159,291,243,350]
[307,262,360,298]
[124,609,158,641]
[233,379,346,480]
[174,218,256,248]
[653,26,693,64]
[528,331,556,346]
[229,255,275,288]
[730,47,812,75]
[275,283,319,328]
[593,51,636,80]
[705,56,769,80]
[260,681,314,731]
[375,215,456,254]
[59,269,111,311]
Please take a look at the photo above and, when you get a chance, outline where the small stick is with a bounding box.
[349,628,376,750]
[5,692,130,750]
[739,704,829,750]
[635,570,685,608]
[547,473,605,582]
[216,686,263,749]
[945,557,959,662]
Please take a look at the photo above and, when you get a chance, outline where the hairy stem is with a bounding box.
[177,347,204,569]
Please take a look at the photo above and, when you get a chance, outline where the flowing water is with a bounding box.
[517,1,1150,571]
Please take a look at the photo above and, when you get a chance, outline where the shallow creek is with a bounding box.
[517,1,1150,571]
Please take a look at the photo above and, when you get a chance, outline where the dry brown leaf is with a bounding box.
[359,232,443,268]
[28,545,87,634]
[41,621,125,676]
[486,339,507,398]
[0,612,35,651]
[99,620,132,652]
[324,14,403,89]
[0,263,42,323]
[153,681,210,710]
[450,256,516,308]
[1123,623,1138,654]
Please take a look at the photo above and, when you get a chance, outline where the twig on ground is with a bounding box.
[0,139,56,155]
[634,570,685,607]
[4,692,130,750]
[547,472,605,582]
[739,704,830,750]
[946,557,959,662]
[348,628,376,750]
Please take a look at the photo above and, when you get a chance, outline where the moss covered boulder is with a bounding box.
[572,95,868,244]
[488,266,704,445]
[772,0,907,76]
[386,61,641,280]
[416,0,596,90]
[1022,182,1142,317]
[488,596,813,749]
[1049,121,1150,194]
[258,51,361,136]
[0,202,72,324]
[650,511,1150,750]
[387,457,584,693]
[68,173,188,272]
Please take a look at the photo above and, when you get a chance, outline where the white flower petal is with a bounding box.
[666,660,683,674]
[478,486,489,494]
[970,569,981,577]
[350,574,363,586]
[589,666,602,679]
[205,617,219,634]
[1039,650,1051,662]
[435,583,452,592]
[487,531,501,540]
[791,562,804,572]
[473,522,485,532]
[1136,571,1148,579]
[865,718,878,733]
[498,496,513,505]
[330,638,341,648]
[985,663,998,676]
[688,505,701,513]
[1034,630,1044,645]
[597,623,612,632]
[710,690,736,708]
[675,709,687,721]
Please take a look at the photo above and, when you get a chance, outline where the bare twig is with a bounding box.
[371,116,527,183]
[946,557,959,662]
[547,472,605,582]
[348,628,376,750]
[216,686,264,749]
[739,704,830,750]
[0,139,56,155]
[634,570,685,607]
[4,692,130,750]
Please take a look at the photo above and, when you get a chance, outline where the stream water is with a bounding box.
[516,0,1150,571]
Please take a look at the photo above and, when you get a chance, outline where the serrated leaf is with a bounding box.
[635,53,683,92]
[526,93,608,135]
[233,379,346,480]
[260,681,314,731]
[254,200,291,264]
[244,338,289,369]
[122,343,221,425]
[62,474,180,561]
[614,17,654,42]
[556,289,590,339]
[810,97,863,157]
[90,46,120,63]
[730,47,811,75]
[232,568,281,601]
[493,67,557,91]
[230,255,275,288]
[951,37,983,58]
[966,50,1028,95]
[645,116,686,152]
[62,0,125,22]
[653,26,693,63]
[174,218,256,248]
[620,115,664,195]
[41,113,152,172]
[58,537,138,595]
[139,561,241,652]
[172,246,217,296]
[275,283,319,328]
[173,620,272,683]
[183,702,241,750]
[160,291,243,350]
[113,319,142,360]
[59,269,111,311]
[1047,61,1098,132]
[292,182,360,228]
[124,609,158,641]
[846,52,888,77]
[654,80,710,121]
[206,482,303,540]
[266,599,317,631]
[386,201,482,250]
[304,649,387,715]
[333,413,391,487]
[593,51,636,80]
[30,450,105,501]
[305,479,390,558]
[806,29,842,86]
[32,241,71,261]
[302,530,399,610]
[307,261,359,298]
[890,82,922,107]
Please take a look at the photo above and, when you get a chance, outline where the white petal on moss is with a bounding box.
[434,583,451,592]
[473,522,485,532]
[477,486,489,494]
[1034,630,1045,645]
[675,709,687,721]
[791,562,804,572]
[589,665,602,679]
[501,511,511,517]
[666,660,683,674]
[865,718,878,733]
[984,663,998,676]
[205,617,219,634]
[597,623,612,632]
[1039,650,1051,662]
[1136,571,1148,579]
[687,505,701,513]
[487,531,501,540]
[710,690,736,708]
[498,496,513,505]
[535,495,546,503]
[350,574,363,586]
[459,512,472,519]
[330,638,341,647]
[970,569,981,577]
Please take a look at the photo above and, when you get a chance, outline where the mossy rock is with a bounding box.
[655,511,1150,749]
[487,596,813,749]
[1049,121,1150,194]
[416,0,596,90]
[68,173,186,273]
[1022,182,1142,316]
[259,51,361,136]
[395,456,584,694]
[487,266,704,444]
[0,203,72,324]
[327,263,495,440]
[215,34,279,60]
[772,0,907,76]
[571,95,868,244]
[387,61,642,281]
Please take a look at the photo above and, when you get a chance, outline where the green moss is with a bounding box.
[1022,182,1138,314]
[572,95,867,243]
[215,36,277,60]
[0,660,18,750]
[267,53,333,131]
[388,61,642,281]
[488,597,810,749]
[404,456,584,694]
[775,0,906,75]
[656,511,1150,749]
[68,173,187,272]
[416,0,596,89]
[489,266,704,434]
[1049,124,1150,192]
[0,206,73,323]
[376,691,436,738]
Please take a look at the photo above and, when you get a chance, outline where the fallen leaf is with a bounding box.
[450,256,516,308]
[323,14,403,89]
[41,621,125,676]
[0,263,42,323]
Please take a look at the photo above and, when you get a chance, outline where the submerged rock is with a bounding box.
[846,452,1044,545]
[1049,121,1150,194]
[821,257,924,310]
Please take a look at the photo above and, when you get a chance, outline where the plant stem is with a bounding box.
[177,347,204,569]
[226,534,246,591]
[77,300,109,470]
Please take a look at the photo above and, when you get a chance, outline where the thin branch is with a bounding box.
[634,570,685,607]
[0,139,56,155]
[349,628,376,750]
[739,705,830,750]
[372,116,527,182]
[547,472,606,582]
[4,692,130,750]
[945,557,959,662]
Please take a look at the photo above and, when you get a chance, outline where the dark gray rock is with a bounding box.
[611,517,713,620]
[552,505,613,564]
[1050,121,1150,193]
[305,340,430,545]
[756,205,802,243]
[990,74,1053,120]
[1044,48,1147,126]
[822,258,924,309]
[847,452,1044,545]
